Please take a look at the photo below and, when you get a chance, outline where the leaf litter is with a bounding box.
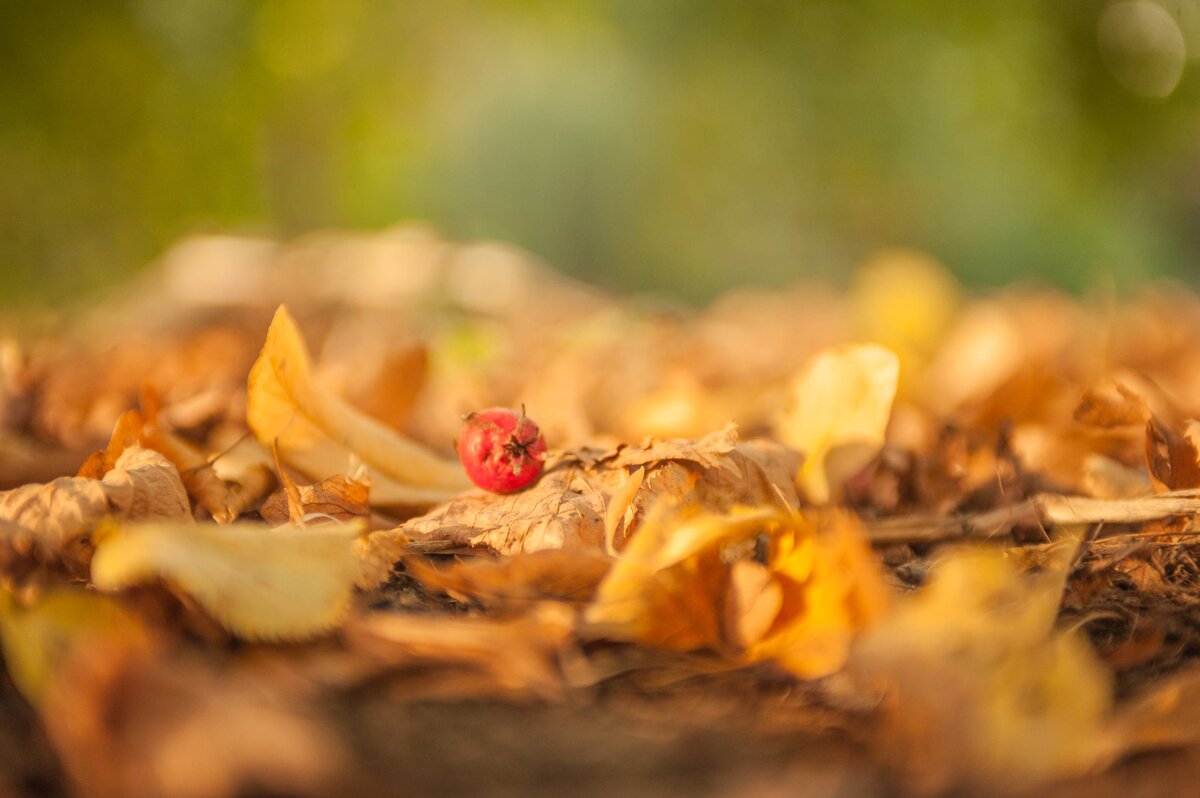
[6,229,1200,795]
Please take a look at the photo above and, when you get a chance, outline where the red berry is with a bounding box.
[456,406,547,493]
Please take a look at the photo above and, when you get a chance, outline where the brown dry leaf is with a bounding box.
[1144,416,1200,492]
[388,426,799,556]
[777,343,899,503]
[246,305,469,509]
[76,409,145,479]
[343,602,577,701]
[849,542,1113,794]
[404,549,614,611]
[141,417,276,523]
[260,473,370,526]
[90,519,367,641]
[41,649,348,798]
[0,446,190,569]
[339,342,429,432]
[1074,383,1149,429]
[585,505,889,677]
[1111,667,1200,754]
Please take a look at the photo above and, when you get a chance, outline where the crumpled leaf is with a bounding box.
[849,542,1113,794]
[142,419,276,523]
[585,505,889,677]
[0,446,190,569]
[1145,416,1200,493]
[404,549,614,612]
[777,343,899,503]
[386,425,800,556]
[90,519,367,641]
[0,586,154,705]
[260,473,370,526]
[246,305,469,509]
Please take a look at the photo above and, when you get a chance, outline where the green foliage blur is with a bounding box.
[2,0,1199,304]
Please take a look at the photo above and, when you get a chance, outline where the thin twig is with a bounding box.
[866,493,1200,546]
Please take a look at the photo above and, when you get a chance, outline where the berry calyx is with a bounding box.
[456,406,547,493]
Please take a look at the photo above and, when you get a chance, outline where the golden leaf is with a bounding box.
[851,248,959,389]
[0,587,152,705]
[246,305,469,509]
[777,343,899,503]
[90,520,367,641]
[850,543,1113,793]
[585,505,889,677]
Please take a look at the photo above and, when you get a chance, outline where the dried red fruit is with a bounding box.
[456,407,547,493]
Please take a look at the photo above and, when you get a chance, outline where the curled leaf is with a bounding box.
[0,446,190,570]
[247,305,469,509]
[777,343,899,503]
[585,505,889,677]
[142,420,276,523]
[90,520,367,641]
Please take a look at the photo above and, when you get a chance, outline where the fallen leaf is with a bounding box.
[260,473,370,525]
[1074,383,1148,429]
[850,542,1113,794]
[1112,667,1200,754]
[41,648,348,798]
[388,426,800,556]
[90,520,367,641]
[246,305,469,509]
[851,248,959,387]
[404,549,613,611]
[0,586,154,705]
[1145,416,1200,492]
[0,446,190,571]
[76,409,145,479]
[141,417,276,523]
[585,505,889,677]
[777,343,899,503]
[343,603,577,701]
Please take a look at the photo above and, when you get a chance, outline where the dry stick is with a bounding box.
[865,494,1200,546]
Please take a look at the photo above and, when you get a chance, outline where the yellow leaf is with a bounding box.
[850,543,1113,793]
[90,520,367,641]
[851,248,959,385]
[777,343,899,503]
[0,587,152,704]
[247,305,469,509]
[585,505,889,677]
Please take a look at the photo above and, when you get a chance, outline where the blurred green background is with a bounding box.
[2,0,1199,304]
